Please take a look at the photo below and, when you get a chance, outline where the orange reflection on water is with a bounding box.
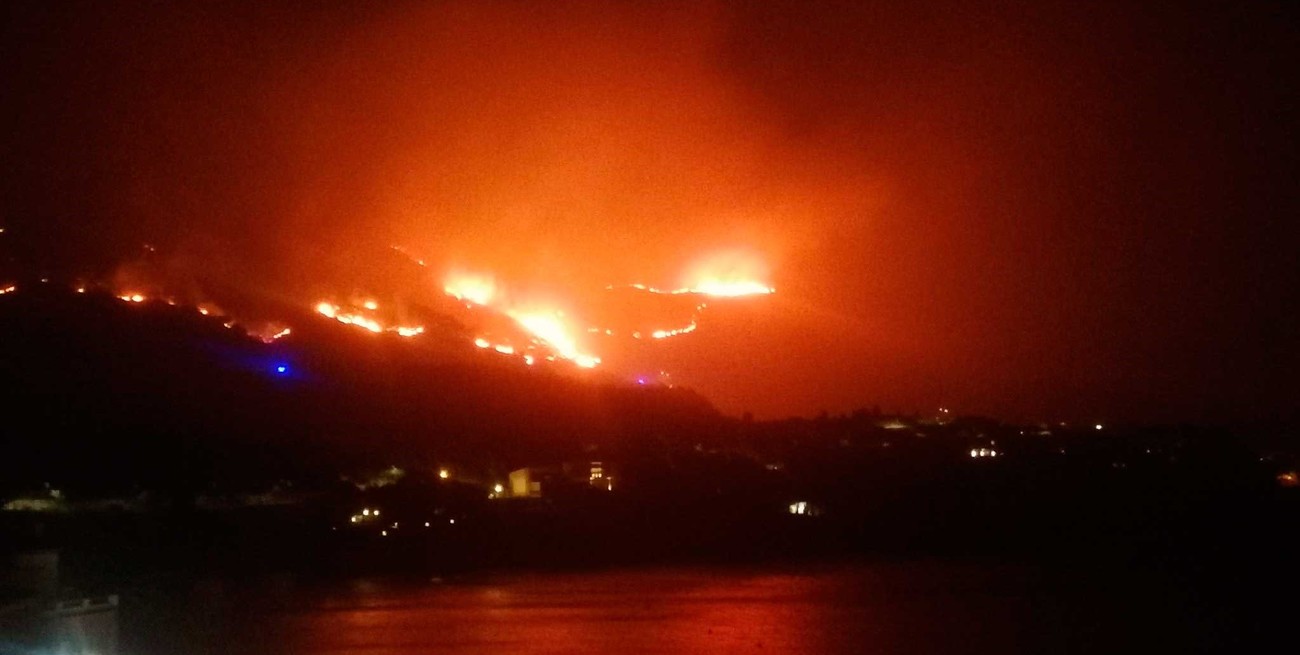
[278,570,861,654]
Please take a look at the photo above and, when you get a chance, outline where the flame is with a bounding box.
[316,301,382,333]
[506,309,600,368]
[118,293,146,303]
[444,272,497,306]
[0,285,15,295]
[678,250,775,296]
[433,249,773,368]
[315,300,423,337]
[442,268,601,368]
[609,249,774,298]
[684,280,774,297]
[613,278,773,298]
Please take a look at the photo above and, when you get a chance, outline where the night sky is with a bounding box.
[3,1,1296,424]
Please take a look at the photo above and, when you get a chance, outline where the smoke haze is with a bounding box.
[4,1,1296,422]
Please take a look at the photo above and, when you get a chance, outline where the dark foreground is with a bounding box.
[98,559,1275,655]
[4,485,1297,653]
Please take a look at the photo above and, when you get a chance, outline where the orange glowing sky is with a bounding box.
[2,1,1296,424]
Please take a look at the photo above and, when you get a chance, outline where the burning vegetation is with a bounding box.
[0,240,775,384]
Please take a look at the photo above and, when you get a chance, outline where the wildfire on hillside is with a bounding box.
[14,243,774,385]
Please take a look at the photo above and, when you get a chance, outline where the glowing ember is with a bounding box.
[390,245,427,267]
[250,325,292,343]
[649,321,698,339]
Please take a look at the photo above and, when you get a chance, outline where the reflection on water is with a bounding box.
[122,561,1227,654]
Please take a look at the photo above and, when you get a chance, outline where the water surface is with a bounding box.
[122,560,1241,654]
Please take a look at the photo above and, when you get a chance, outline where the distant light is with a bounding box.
[275,365,289,375]
[363,509,370,516]
[438,468,449,479]
[1095,424,1104,431]
[493,483,504,494]
[424,521,430,527]
[381,530,387,537]
[373,510,379,517]
[449,519,455,525]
